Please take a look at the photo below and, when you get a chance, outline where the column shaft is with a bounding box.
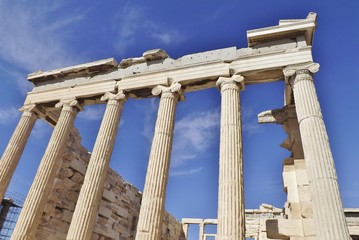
[66,92,126,240]
[0,107,37,203]
[285,64,350,240]
[217,76,245,240]
[182,224,189,239]
[199,223,204,240]
[135,83,181,240]
[11,99,79,240]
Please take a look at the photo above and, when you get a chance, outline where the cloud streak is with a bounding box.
[0,1,81,71]
[31,120,51,140]
[142,98,158,141]
[170,167,203,177]
[113,3,185,53]
[168,109,220,177]
[171,108,220,167]
[242,106,261,134]
[141,104,219,177]
[0,107,20,125]
[0,1,86,93]
[78,105,106,121]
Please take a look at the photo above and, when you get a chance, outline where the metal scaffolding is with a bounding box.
[0,191,24,240]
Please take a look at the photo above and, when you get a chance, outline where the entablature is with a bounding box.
[24,13,317,125]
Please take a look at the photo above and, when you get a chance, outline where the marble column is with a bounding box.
[182,223,189,239]
[135,82,182,240]
[199,222,205,240]
[11,99,81,240]
[216,75,245,240]
[283,63,350,240]
[0,104,37,203]
[66,91,127,240]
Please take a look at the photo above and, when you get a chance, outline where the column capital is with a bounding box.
[55,98,83,111]
[100,90,128,103]
[151,82,184,100]
[283,62,320,81]
[216,74,245,91]
[19,104,39,117]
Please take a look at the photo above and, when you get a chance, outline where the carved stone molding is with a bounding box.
[151,82,184,100]
[283,62,320,86]
[55,98,83,112]
[100,90,128,103]
[216,74,245,91]
[19,104,39,117]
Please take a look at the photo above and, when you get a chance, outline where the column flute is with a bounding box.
[216,75,245,240]
[67,91,127,240]
[283,62,350,240]
[135,82,183,240]
[0,104,38,203]
[11,99,81,240]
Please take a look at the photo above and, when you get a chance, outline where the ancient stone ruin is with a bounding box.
[0,12,358,240]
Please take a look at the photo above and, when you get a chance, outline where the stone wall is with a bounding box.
[35,129,184,240]
[245,204,284,239]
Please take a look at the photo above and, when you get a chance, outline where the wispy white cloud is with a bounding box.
[43,14,85,33]
[31,120,51,140]
[78,105,106,121]
[0,107,20,124]
[209,4,235,21]
[0,3,76,70]
[0,65,33,94]
[171,108,220,168]
[242,106,261,134]
[113,3,185,53]
[140,104,219,177]
[170,167,203,177]
[0,1,86,95]
[142,98,158,141]
[141,101,258,177]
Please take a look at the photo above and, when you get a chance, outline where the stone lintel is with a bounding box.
[28,58,118,84]
[230,46,313,84]
[27,19,315,88]
[181,218,218,226]
[247,12,317,47]
[181,218,204,225]
[204,234,217,237]
[345,208,359,214]
[25,47,312,107]
[203,219,218,225]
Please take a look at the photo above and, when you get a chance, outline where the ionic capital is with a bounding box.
[216,74,245,91]
[283,62,320,86]
[55,98,83,112]
[151,82,184,100]
[100,90,128,103]
[19,104,39,117]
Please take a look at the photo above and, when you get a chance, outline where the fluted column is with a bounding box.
[216,75,245,240]
[11,99,81,240]
[283,63,350,240]
[66,91,127,240]
[0,104,37,203]
[135,82,183,240]
[199,222,205,240]
[182,223,189,239]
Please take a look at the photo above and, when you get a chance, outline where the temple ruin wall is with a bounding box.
[34,129,185,240]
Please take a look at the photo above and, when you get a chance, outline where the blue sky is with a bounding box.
[1,0,359,238]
